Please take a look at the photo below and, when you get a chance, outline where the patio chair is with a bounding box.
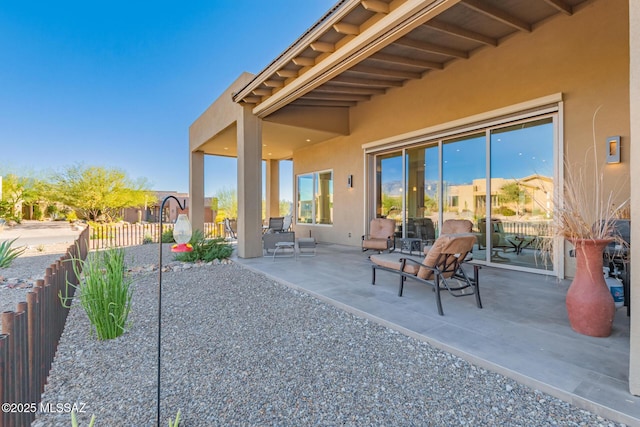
[370,233,481,315]
[263,231,295,256]
[265,217,285,233]
[477,218,514,259]
[282,214,293,232]
[362,218,396,253]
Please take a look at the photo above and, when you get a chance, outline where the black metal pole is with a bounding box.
[157,196,187,426]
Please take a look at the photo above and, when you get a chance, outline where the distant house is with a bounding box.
[122,191,215,224]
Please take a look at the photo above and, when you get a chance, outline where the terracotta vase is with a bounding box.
[566,238,615,337]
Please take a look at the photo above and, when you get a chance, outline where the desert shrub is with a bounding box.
[0,238,26,268]
[173,229,232,263]
[63,247,133,340]
[161,229,175,243]
[498,206,516,216]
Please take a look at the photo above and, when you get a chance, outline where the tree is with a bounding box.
[214,187,237,220]
[500,181,531,216]
[52,165,150,222]
[0,173,43,221]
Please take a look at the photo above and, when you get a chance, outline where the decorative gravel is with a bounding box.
[4,244,621,426]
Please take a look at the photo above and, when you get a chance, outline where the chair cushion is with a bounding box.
[418,234,476,280]
[370,253,422,275]
[423,219,474,254]
[363,238,391,250]
[369,218,396,239]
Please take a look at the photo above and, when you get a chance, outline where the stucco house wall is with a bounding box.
[292,0,630,262]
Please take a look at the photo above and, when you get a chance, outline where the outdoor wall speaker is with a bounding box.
[347,174,353,188]
[606,136,621,164]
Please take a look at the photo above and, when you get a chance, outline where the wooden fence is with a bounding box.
[0,227,89,427]
[89,222,220,250]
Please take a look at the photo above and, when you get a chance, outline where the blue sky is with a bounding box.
[0,1,335,200]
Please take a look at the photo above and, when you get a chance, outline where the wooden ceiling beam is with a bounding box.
[292,57,315,66]
[361,0,389,14]
[393,38,468,59]
[263,80,284,88]
[333,22,360,35]
[371,52,444,70]
[303,92,371,102]
[543,0,573,15]
[350,64,422,80]
[425,20,498,47]
[316,85,386,95]
[241,96,261,104]
[310,42,335,53]
[460,0,531,32]
[292,99,358,107]
[332,74,404,87]
[276,69,298,78]
[252,88,272,96]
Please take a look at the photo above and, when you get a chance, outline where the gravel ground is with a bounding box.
[3,244,623,426]
[1,242,76,321]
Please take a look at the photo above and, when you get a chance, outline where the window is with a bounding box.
[296,170,333,225]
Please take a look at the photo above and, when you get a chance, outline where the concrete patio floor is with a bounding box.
[234,242,639,426]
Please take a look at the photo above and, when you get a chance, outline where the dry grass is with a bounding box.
[541,107,629,264]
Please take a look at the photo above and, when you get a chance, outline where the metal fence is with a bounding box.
[0,227,89,427]
[89,222,220,250]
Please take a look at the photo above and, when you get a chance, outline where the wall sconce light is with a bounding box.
[606,136,621,164]
[347,174,353,188]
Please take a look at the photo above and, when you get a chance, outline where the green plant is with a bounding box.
[162,229,175,243]
[0,238,26,268]
[143,233,154,244]
[36,244,46,252]
[169,410,181,427]
[173,229,232,263]
[66,209,78,222]
[62,247,133,340]
[71,410,96,427]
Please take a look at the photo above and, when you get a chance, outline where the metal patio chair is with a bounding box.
[362,218,396,253]
[370,233,481,315]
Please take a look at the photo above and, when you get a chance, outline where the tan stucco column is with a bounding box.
[266,159,280,219]
[629,0,640,395]
[189,150,205,235]
[237,105,263,258]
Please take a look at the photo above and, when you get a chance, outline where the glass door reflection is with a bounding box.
[405,145,439,245]
[489,118,554,270]
[375,151,402,237]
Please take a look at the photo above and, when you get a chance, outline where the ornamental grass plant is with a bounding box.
[551,107,628,242]
[63,247,134,340]
[541,106,629,265]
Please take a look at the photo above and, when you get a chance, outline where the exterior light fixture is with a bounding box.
[606,136,621,164]
[157,196,192,426]
[347,174,353,188]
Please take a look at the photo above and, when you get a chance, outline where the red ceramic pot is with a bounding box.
[566,238,615,337]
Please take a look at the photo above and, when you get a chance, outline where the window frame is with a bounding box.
[296,169,334,226]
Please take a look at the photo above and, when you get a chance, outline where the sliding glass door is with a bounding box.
[370,113,556,274]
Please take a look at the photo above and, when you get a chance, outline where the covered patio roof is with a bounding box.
[198,0,592,160]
